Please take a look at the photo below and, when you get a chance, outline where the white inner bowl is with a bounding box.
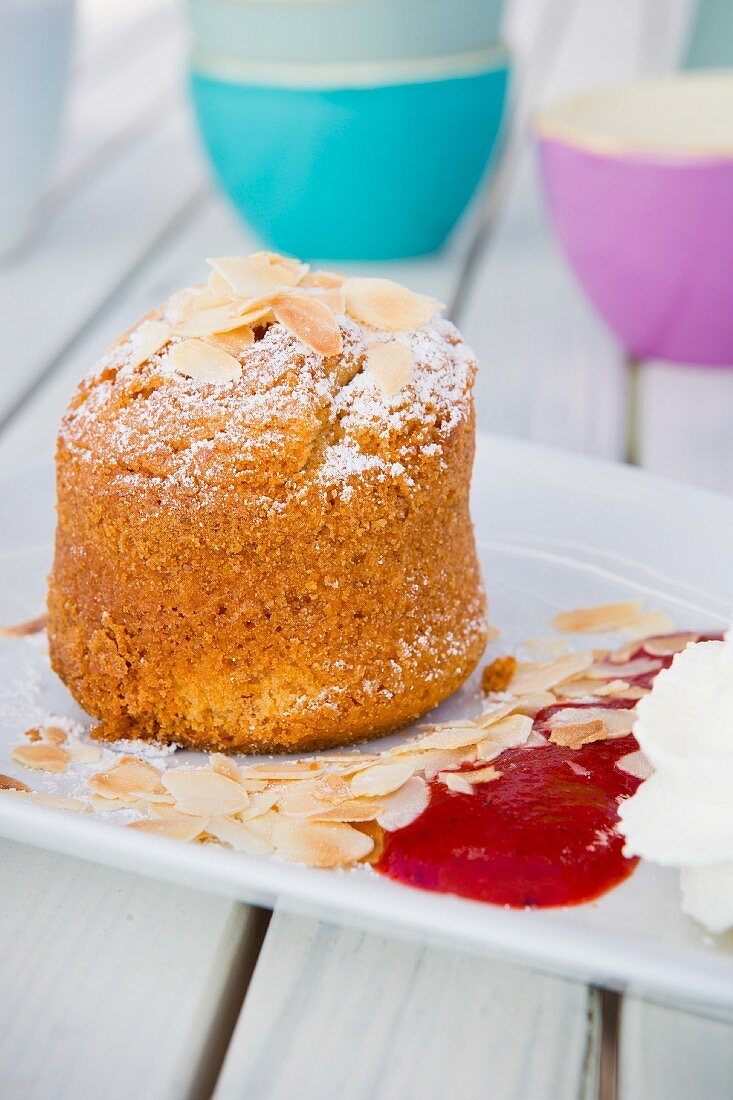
[535,70,733,158]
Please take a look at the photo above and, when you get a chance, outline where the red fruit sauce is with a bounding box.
[376,636,720,910]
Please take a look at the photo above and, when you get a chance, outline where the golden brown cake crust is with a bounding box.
[48,262,486,752]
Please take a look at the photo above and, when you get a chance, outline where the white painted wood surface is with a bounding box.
[214,914,598,1100]
[621,996,733,1099]
[1,0,733,1097]
[0,838,267,1100]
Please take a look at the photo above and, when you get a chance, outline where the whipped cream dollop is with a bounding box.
[618,625,733,932]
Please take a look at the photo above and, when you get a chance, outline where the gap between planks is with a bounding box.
[212,912,604,1100]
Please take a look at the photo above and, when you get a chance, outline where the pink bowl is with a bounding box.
[536,72,733,366]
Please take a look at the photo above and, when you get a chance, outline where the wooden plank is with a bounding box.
[50,3,185,199]
[0,104,205,426]
[213,913,597,1100]
[637,362,733,497]
[456,153,626,458]
[621,996,733,1100]
[0,837,267,1100]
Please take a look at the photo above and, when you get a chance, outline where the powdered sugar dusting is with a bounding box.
[59,308,476,509]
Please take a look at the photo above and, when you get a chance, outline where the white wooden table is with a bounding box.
[2,2,733,1097]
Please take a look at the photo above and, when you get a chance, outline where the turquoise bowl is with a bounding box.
[189,51,510,259]
[187,0,505,66]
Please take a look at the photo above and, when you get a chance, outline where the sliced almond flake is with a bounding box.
[618,610,677,640]
[90,794,130,813]
[302,269,345,289]
[377,776,430,831]
[475,702,517,729]
[127,816,209,843]
[552,601,644,634]
[11,742,69,773]
[38,725,67,746]
[618,685,648,700]
[170,306,251,338]
[366,341,414,398]
[272,293,342,357]
[350,759,415,797]
[203,269,229,295]
[475,739,503,762]
[240,760,327,781]
[616,751,653,780]
[352,820,386,864]
[146,800,194,819]
[409,724,482,752]
[0,612,47,637]
[509,692,557,717]
[4,789,91,813]
[208,253,306,298]
[549,719,607,748]
[207,327,254,357]
[521,637,573,661]
[129,319,170,369]
[464,765,500,785]
[479,714,534,749]
[440,771,475,794]
[240,809,279,844]
[547,706,636,738]
[480,693,555,718]
[209,753,243,783]
[88,757,163,801]
[66,737,102,764]
[311,799,384,823]
[608,638,646,664]
[594,679,631,697]
[313,774,352,804]
[587,657,662,680]
[228,296,277,324]
[642,632,699,657]
[238,790,281,820]
[431,720,482,730]
[273,819,374,868]
[129,790,176,805]
[161,767,249,817]
[166,286,198,313]
[553,678,604,700]
[344,277,441,331]
[508,652,594,694]
[162,338,242,384]
[275,779,331,817]
[313,285,346,315]
[313,753,381,768]
[389,746,475,781]
[36,794,91,813]
[190,292,232,313]
[207,816,274,855]
[0,773,31,792]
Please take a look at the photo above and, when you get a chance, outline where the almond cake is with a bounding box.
[47,253,487,752]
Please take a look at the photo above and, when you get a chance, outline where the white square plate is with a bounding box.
[2,434,732,1015]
